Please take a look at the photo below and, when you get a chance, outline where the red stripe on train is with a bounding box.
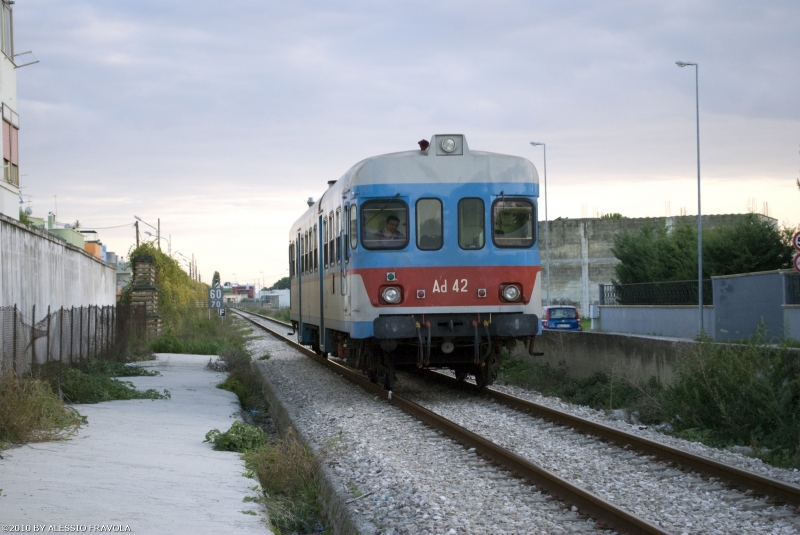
[351,266,540,307]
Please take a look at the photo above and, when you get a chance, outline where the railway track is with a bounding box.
[233,308,800,534]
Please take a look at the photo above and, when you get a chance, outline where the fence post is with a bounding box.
[12,304,18,375]
[599,284,605,306]
[31,304,36,369]
[79,307,83,363]
[46,305,51,363]
[59,307,64,362]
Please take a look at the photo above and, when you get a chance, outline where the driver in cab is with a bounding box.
[374,215,405,240]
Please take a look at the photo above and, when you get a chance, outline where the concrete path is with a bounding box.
[0,354,270,534]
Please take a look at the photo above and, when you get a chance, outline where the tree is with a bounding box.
[611,214,794,285]
[212,271,221,287]
[600,213,625,219]
[269,276,290,290]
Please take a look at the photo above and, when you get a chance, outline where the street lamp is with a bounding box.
[529,141,549,306]
[134,215,161,250]
[676,60,704,335]
[144,232,171,256]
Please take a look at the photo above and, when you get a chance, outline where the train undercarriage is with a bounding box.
[298,312,539,390]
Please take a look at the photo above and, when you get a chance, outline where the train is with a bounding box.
[289,134,542,389]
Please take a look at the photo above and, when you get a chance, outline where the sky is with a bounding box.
[12,0,800,287]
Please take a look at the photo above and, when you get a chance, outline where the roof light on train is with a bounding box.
[501,284,521,302]
[440,137,457,153]
[382,286,401,304]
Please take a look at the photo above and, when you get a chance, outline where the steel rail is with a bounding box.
[419,370,800,508]
[232,309,673,535]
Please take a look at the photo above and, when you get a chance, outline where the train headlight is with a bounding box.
[501,284,521,302]
[382,286,401,304]
[441,137,457,153]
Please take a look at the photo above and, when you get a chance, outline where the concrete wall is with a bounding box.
[712,270,786,341]
[784,306,800,342]
[516,329,800,386]
[543,213,774,316]
[0,214,116,318]
[517,330,691,385]
[598,305,714,339]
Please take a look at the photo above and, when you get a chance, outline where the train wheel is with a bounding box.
[475,364,491,389]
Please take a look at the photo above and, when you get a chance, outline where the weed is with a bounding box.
[245,428,323,534]
[82,359,160,378]
[0,373,84,446]
[241,510,257,516]
[58,368,170,404]
[205,421,268,452]
[258,353,271,361]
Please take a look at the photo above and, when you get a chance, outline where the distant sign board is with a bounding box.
[793,231,800,253]
[208,285,223,309]
[794,254,800,274]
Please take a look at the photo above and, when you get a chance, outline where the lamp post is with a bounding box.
[134,215,160,250]
[144,232,171,256]
[529,141,549,306]
[676,60,703,335]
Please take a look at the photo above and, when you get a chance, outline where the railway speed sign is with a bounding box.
[208,285,223,309]
[793,230,800,253]
[794,254,800,274]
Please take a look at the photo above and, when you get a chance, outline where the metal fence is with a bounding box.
[787,273,800,305]
[0,303,147,377]
[600,279,714,306]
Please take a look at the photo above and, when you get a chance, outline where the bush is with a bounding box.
[204,421,267,452]
[661,332,800,466]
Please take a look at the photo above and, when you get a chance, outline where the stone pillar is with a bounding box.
[131,254,161,338]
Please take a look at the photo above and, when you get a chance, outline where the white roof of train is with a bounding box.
[337,134,539,189]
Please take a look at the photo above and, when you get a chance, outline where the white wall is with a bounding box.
[0,214,116,319]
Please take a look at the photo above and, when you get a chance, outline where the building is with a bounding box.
[542,213,776,315]
[0,1,21,220]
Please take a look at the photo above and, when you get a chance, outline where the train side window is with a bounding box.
[492,198,536,248]
[361,200,409,250]
[328,213,334,268]
[349,205,357,250]
[322,218,328,267]
[313,225,318,272]
[416,198,443,250]
[289,243,294,277]
[335,209,341,264]
[301,233,306,273]
[458,198,485,250]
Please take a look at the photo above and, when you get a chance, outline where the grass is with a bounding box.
[149,307,253,355]
[0,372,85,447]
[499,329,800,468]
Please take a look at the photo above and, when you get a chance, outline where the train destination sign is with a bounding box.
[208,284,223,309]
[793,230,800,253]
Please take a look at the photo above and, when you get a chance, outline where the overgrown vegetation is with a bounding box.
[149,307,252,355]
[500,330,800,468]
[120,242,208,326]
[206,325,326,534]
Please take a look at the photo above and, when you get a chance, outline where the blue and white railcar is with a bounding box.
[289,134,542,388]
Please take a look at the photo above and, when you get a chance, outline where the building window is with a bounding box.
[1,4,12,59]
[2,116,18,187]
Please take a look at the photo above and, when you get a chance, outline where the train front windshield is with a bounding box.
[360,200,409,250]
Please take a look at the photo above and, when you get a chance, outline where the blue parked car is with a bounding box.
[542,306,582,331]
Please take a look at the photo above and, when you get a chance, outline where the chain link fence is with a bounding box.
[600,279,714,306]
[0,303,148,377]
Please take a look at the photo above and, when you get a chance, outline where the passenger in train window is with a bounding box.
[375,215,405,240]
